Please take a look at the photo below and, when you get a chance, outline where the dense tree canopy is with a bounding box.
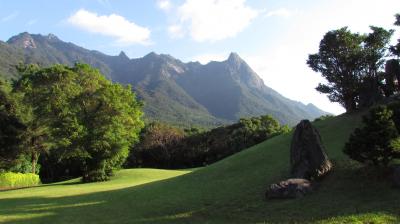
[126,115,290,169]
[13,64,144,182]
[307,27,393,112]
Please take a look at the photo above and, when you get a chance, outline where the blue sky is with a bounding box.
[1,0,399,114]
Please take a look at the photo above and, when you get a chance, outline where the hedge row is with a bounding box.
[0,172,40,188]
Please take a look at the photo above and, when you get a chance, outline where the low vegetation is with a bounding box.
[0,172,40,189]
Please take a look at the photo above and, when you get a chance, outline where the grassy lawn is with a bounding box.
[1,112,399,223]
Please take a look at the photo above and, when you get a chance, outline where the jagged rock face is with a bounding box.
[266,178,313,199]
[290,120,332,179]
[7,32,37,49]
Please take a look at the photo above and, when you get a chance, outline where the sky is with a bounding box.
[1,0,400,115]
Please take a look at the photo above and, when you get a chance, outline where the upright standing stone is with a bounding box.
[290,120,332,179]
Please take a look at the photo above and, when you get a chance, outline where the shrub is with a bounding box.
[0,172,40,188]
[344,105,400,168]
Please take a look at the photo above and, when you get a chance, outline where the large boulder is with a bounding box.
[290,120,332,179]
[266,178,313,199]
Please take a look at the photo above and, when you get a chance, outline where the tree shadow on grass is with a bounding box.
[1,162,400,223]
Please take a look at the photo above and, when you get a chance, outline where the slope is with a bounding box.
[1,112,399,223]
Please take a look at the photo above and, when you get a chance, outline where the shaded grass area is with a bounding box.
[1,112,399,223]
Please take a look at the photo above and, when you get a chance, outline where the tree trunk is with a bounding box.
[32,152,38,174]
[344,97,356,113]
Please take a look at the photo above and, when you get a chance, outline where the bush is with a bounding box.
[0,172,40,188]
[344,105,400,168]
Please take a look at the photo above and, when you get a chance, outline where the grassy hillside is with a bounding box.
[1,112,399,223]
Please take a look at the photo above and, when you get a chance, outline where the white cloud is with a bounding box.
[190,53,229,64]
[171,0,258,42]
[157,0,172,11]
[265,8,296,18]
[67,9,151,45]
[1,11,19,22]
[168,25,184,39]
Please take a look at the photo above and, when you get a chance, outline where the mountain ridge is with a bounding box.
[0,32,329,127]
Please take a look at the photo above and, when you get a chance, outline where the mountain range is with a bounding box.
[0,32,328,127]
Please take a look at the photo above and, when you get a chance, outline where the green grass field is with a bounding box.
[1,112,399,223]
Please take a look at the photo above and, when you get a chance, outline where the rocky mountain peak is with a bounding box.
[7,32,37,49]
[47,33,59,41]
[118,51,129,60]
[143,51,159,59]
[227,52,244,65]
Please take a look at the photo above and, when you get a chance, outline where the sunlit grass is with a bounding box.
[0,112,399,223]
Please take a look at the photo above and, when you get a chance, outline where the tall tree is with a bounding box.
[307,27,393,112]
[14,64,144,181]
[0,80,25,170]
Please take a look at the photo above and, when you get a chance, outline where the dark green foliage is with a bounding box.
[308,27,393,112]
[14,64,144,182]
[127,115,290,169]
[8,154,40,174]
[388,101,400,131]
[344,105,400,167]
[0,80,26,171]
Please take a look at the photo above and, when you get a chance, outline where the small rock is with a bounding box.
[266,178,313,199]
[290,120,332,179]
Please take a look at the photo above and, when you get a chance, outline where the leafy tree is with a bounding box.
[14,64,144,182]
[344,106,400,168]
[0,80,25,170]
[128,122,185,168]
[308,27,393,112]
